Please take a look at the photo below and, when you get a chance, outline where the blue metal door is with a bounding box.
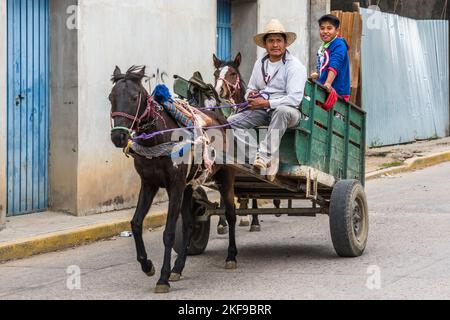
[217,0,232,61]
[7,0,49,216]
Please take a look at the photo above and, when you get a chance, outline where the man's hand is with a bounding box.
[248,97,270,110]
[247,91,259,99]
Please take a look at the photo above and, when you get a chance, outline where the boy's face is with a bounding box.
[320,22,339,43]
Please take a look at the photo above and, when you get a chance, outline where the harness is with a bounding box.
[217,74,242,102]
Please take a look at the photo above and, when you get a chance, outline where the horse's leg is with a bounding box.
[217,198,229,235]
[155,183,185,294]
[217,168,238,269]
[131,183,159,277]
[170,186,194,282]
[274,199,282,217]
[250,199,261,232]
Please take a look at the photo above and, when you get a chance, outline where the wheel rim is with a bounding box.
[352,197,366,243]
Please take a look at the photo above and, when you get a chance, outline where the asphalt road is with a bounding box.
[1,162,450,300]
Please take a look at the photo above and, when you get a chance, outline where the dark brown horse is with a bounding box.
[109,66,238,294]
[212,53,282,233]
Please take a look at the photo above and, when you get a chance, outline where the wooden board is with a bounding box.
[331,9,363,106]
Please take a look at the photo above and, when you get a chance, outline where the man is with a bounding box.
[228,19,307,180]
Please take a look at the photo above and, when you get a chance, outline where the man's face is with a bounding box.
[264,34,287,59]
[320,22,339,43]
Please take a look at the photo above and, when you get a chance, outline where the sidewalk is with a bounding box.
[1,137,450,263]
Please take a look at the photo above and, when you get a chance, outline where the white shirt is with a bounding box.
[264,60,283,85]
[246,51,307,110]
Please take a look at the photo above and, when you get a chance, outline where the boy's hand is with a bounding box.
[324,83,333,93]
[310,72,319,80]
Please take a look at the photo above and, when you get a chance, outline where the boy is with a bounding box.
[311,14,351,101]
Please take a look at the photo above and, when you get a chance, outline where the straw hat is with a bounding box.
[254,19,297,48]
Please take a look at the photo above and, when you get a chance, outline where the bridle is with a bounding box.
[110,88,165,136]
[217,69,241,101]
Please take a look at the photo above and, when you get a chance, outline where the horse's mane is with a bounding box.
[111,65,146,84]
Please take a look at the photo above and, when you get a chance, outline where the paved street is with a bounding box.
[1,162,450,300]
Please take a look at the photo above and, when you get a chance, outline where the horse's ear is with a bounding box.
[138,66,146,78]
[213,54,222,69]
[114,66,122,77]
[234,52,242,68]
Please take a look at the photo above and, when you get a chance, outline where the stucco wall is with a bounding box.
[310,0,331,73]
[232,0,258,83]
[257,0,310,67]
[49,0,79,214]
[76,0,216,215]
[0,0,6,229]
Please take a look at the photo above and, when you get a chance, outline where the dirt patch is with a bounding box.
[366,137,450,173]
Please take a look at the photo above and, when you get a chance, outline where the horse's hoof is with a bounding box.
[154,284,170,294]
[145,264,156,277]
[225,261,237,270]
[169,273,182,282]
[217,225,228,235]
[275,214,282,217]
[250,225,261,232]
[239,219,250,227]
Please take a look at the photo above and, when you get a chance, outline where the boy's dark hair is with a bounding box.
[318,14,340,28]
[264,33,287,43]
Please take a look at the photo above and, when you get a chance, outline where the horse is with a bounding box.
[109,66,239,294]
[213,53,282,233]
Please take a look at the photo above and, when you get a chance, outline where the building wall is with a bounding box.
[49,0,79,214]
[232,0,258,83]
[257,0,310,67]
[309,0,331,73]
[75,0,217,215]
[0,0,6,229]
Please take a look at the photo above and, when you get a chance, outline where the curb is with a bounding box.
[0,211,167,264]
[0,199,273,263]
[366,151,450,181]
[1,150,449,264]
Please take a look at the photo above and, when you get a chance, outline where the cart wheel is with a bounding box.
[173,189,211,256]
[329,180,369,257]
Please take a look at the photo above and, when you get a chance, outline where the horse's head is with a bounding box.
[109,66,148,148]
[213,53,244,102]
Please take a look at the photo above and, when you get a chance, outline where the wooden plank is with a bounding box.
[350,13,362,103]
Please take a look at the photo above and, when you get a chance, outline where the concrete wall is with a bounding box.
[232,0,258,83]
[309,0,331,73]
[0,0,6,229]
[76,0,217,215]
[49,0,79,214]
[257,0,310,67]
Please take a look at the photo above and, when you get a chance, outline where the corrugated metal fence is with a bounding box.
[360,8,449,147]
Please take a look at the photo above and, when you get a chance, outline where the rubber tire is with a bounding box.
[173,204,211,256]
[329,180,369,257]
[173,187,211,256]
